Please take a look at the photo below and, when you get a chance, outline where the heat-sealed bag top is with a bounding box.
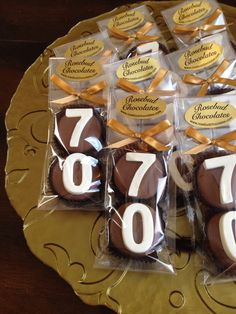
[167,33,236,97]
[95,54,176,272]
[38,57,109,211]
[53,32,117,63]
[174,93,236,282]
[97,5,168,60]
[162,0,227,48]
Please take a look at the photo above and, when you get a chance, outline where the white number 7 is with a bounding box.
[203,154,236,204]
[66,108,93,148]
[126,152,156,197]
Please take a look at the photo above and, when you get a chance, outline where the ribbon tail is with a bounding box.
[182,74,203,85]
[51,95,78,105]
[142,120,171,137]
[185,127,210,144]
[85,81,107,94]
[107,119,135,138]
[109,27,129,40]
[142,135,169,151]
[50,74,78,95]
[216,77,236,87]
[137,34,160,42]
[80,93,106,106]
[197,82,209,96]
[117,79,143,93]
[205,8,222,24]
[216,141,236,152]
[106,138,137,149]
[147,68,168,92]
[184,143,210,155]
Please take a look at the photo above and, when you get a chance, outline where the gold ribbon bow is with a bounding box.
[184,126,236,154]
[117,68,175,96]
[182,60,236,96]
[107,119,172,151]
[50,74,107,106]
[109,22,160,44]
[173,9,226,39]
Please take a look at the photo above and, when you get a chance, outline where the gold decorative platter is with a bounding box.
[5,2,236,313]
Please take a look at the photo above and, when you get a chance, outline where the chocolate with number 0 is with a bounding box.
[109,202,163,258]
[50,153,101,202]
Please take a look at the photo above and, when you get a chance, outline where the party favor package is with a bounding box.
[175,94,236,282]
[53,32,117,63]
[38,57,109,210]
[103,51,187,106]
[167,32,236,97]
[95,69,176,271]
[97,5,168,60]
[162,0,227,48]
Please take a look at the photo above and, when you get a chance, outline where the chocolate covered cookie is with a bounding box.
[113,151,166,200]
[55,106,103,154]
[50,153,101,201]
[196,154,236,210]
[207,211,236,270]
[109,202,163,258]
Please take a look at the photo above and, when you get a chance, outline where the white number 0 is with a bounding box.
[126,152,156,197]
[66,108,93,148]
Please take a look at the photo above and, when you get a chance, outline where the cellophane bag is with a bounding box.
[97,5,169,60]
[167,32,236,97]
[103,51,188,99]
[175,94,236,283]
[53,31,117,63]
[162,0,227,48]
[95,68,176,271]
[38,57,109,210]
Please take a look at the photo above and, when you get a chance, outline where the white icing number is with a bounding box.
[219,211,236,262]
[66,108,93,148]
[169,151,193,192]
[126,152,156,197]
[62,153,95,194]
[137,42,159,55]
[203,154,236,205]
[122,203,154,254]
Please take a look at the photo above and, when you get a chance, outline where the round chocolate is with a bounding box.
[113,151,166,199]
[55,106,103,154]
[196,154,236,210]
[207,212,236,270]
[109,202,163,258]
[50,154,101,201]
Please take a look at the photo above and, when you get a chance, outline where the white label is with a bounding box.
[62,153,94,194]
[122,203,154,254]
[203,154,236,205]
[66,108,93,148]
[126,152,156,197]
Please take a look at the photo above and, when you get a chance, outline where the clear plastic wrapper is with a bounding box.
[95,78,176,271]
[38,58,109,211]
[103,51,188,101]
[167,33,236,96]
[97,5,169,60]
[53,31,117,63]
[162,0,227,48]
[174,94,236,283]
